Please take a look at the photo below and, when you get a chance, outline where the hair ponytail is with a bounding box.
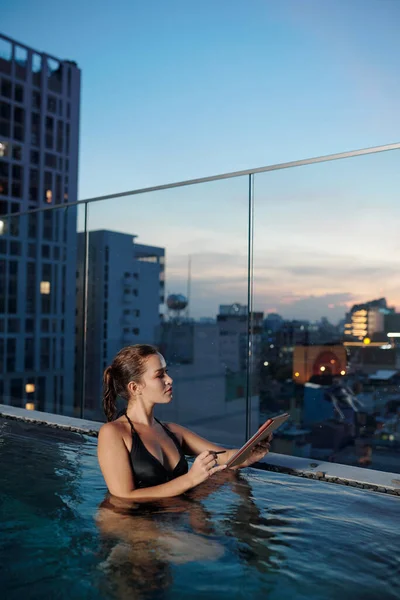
[103,366,117,422]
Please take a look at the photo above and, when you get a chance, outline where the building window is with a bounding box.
[8,318,20,333]
[29,168,38,203]
[10,378,23,406]
[14,84,24,103]
[0,100,11,137]
[25,318,34,333]
[47,59,62,94]
[0,140,9,157]
[24,337,34,370]
[10,241,21,255]
[6,338,16,372]
[40,281,51,294]
[31,112,40,146]
[28,243,36,258]
[56,121,63,153]
[28,212,37,238]
[40,338,50,370]
[0,78,11,98]
[30,150,39,164]
[12,145,22,161]
[45,152,57,169]
[133,328,140,336]
[32,54,42,87]
[45,116,54,149]
[13,107,25,142]
[47,95,57,114]
[14,46,28,80]
[0,159,9,195]
[32,90,41,109]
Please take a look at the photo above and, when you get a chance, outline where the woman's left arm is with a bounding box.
[167,423,271,469]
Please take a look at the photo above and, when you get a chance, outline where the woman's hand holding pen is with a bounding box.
[187,451,227,487]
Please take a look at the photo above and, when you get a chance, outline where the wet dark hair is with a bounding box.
[102,344,159,422]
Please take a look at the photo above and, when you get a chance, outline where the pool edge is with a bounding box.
[1,404,399,498]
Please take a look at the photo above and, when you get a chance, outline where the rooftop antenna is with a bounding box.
[186,255,191,319]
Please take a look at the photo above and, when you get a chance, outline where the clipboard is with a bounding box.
[225,412,290,469]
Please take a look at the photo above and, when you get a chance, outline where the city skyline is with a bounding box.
[2,0,400,323]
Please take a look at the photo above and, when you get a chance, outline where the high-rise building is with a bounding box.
[217,303,263,373]
[75,230,165,419]
[0,33,80,414]
[344,298,394,342]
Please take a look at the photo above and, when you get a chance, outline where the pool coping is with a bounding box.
[1,404,399,497]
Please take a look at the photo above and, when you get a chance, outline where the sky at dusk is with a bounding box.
[2,0,400,322]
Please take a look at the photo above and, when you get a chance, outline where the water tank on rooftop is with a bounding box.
[167,294,188,312]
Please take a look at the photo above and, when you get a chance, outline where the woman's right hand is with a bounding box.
[187,451,227,487]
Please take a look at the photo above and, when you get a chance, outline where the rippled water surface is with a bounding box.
[0,418,399,599]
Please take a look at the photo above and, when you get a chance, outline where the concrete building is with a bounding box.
[75,230,164,419]
[156,320,260,447]
[0,33,80,414]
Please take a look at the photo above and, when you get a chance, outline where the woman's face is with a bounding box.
[138,353,173,405]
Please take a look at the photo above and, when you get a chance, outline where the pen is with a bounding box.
[211,450,226,455]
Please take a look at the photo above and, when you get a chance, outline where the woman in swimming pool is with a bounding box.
[97,344,271,499]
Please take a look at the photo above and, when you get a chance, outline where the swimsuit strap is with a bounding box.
[124,412,136,432]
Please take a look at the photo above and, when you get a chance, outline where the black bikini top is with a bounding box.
[125,413,189,489]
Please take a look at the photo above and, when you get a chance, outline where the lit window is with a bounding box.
[46,189,52,203]
[0,220,4,235]
[25,403,35,410]
[40,281,51,294]
[0,141,8,157]
[25,383,35,393]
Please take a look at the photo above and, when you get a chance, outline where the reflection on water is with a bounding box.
[95,469,285,599]
[1,418,400,600]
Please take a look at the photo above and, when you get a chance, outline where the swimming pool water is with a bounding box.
[0,417,399,599]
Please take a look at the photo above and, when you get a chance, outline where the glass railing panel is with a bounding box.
[252,147,400,473]
[83,177,251,446]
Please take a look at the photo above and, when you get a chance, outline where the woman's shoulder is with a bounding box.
[98,419,127,441]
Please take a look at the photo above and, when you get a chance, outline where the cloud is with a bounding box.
[164,248,400,322]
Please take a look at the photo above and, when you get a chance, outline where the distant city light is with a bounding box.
[320,366,326,372]
[270,344,274,349]
[294,372,300,377]
[25,403,35,410]
[263,361,269,367]
[0,220,4,235]
[25,383,35,393]
[387,332,400,337]
[340,370,346,376]
[363,337,371,345]
[330,359,335,364]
